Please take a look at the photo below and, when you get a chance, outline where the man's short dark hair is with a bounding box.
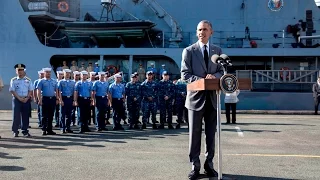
[198,20,212,29]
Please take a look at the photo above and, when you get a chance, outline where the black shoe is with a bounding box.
[141,123,146,129]
[61,130,66,134]
[188,170,200,180]
[226,121,230,124]
[97,128,103,132]
[168,124,174,129]
[38,125,42,128]
[28,126,31,128]
[123,120,128,124]
[23,133,31,137]
[152,124,158,129]
[47,131,56,135]
[232,121,236,124]
[54,124,59,128]
[66,129,73,133]
[176,123,181,129]
[128,125,134,129]
[155,120,159,123]
[204,161,218,177]
[13,133,19,137]
[158,124,164,129]
[42,131,47,135]
[137,121,142,124]
[85,129,92,132]
[133,124,140,129]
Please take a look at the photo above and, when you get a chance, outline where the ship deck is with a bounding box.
[0,113,319,180]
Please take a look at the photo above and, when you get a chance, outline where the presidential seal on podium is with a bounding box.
[220,74,239,93]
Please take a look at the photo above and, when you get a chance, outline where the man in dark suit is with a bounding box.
[181,20,224,180]
[312,77,320,115]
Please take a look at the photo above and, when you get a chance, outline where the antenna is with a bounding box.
[100,0,116,21]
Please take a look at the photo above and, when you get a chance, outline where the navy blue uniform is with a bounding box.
[37,78,58,134]
[9,76,34,136]
[158,79,174,125]
[125,81,141,126]
[175,80,188,123]
[58,79,75,132]
[141,80,158,124]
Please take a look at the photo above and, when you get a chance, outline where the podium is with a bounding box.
[187,76,252,180]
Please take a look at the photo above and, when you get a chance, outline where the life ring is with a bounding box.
[58,1,69,13]
[280,67,290,79]
[106,65,118,75]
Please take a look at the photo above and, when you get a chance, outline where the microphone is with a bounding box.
[211,54,224,64]
[220,54,232,66]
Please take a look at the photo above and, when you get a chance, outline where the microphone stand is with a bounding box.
[217,61,229,180]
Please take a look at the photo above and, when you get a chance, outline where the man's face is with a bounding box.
[81,74,88,80]
[99,74,105,81]
[45,71,51,78]
[39,73,44,79]
[162,74,169,80]
[58,73,64,79]
[16,69,24,76]
[147,73,153,80]
[65,72,71,79]
[197,22,213,43]
[74,74,80,80]
[116,77,122,82]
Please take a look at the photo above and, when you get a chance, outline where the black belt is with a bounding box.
[96,96,107,98]
[112,98,123,101]
[79,97,90,100]
[43,96,56,99]
[62,96,73,98]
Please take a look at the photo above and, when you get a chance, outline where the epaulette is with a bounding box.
[25,76,31,81]
[11,77,17,81]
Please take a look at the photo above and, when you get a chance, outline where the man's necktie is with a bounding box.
[204,45,209,68]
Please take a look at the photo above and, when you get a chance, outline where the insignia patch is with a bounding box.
[220,74,239,93]
[268,0,284,12]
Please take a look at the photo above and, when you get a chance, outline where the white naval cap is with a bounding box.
[73,71,80,75]
[63,69,72,73]
[150,63,154,65]
[162,64,165,66]
[98,72,106,75]
[38,70,44,74]
[80,71,88,75]
[89,72,96,75]
[114,74,122,78]
[42,67,52,72]
[57,71,64,74]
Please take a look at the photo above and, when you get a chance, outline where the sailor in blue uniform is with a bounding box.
[33,70,44,128]
[92,72,109,131]
[74,71,93,133]
[125,73,141,129]
[108,74,126,130]
[37,67,58,135]
[57,69,75,133]
[88,71,96,125]
[159,64,167,80]
[71,71,80,126]
[147,63,157,80]
[140,71,158,129]
[55,71,64,127]
[9,64,34,137]
[157,71,174,129]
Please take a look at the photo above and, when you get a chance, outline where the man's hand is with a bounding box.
[148,97,153,101]
[133,97,137,101]
[205,74,216,79]
[164,96,169,100]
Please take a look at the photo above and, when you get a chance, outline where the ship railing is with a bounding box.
[236,70,319,84]
[158,30,320,49]
[19,0,80,19]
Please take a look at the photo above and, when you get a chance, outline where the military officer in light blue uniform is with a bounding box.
[55,71,64,127]
[33,70,44,128]
[9,64,34,137]
[92,72,109,131]
[74,71,94,133]
[37,67,59,135]
[58,69,75,133]
[108,74,126,130]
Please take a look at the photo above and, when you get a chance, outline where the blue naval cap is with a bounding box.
[146,71,153,75]
[162,71,168,75]
[14,64,26,70]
